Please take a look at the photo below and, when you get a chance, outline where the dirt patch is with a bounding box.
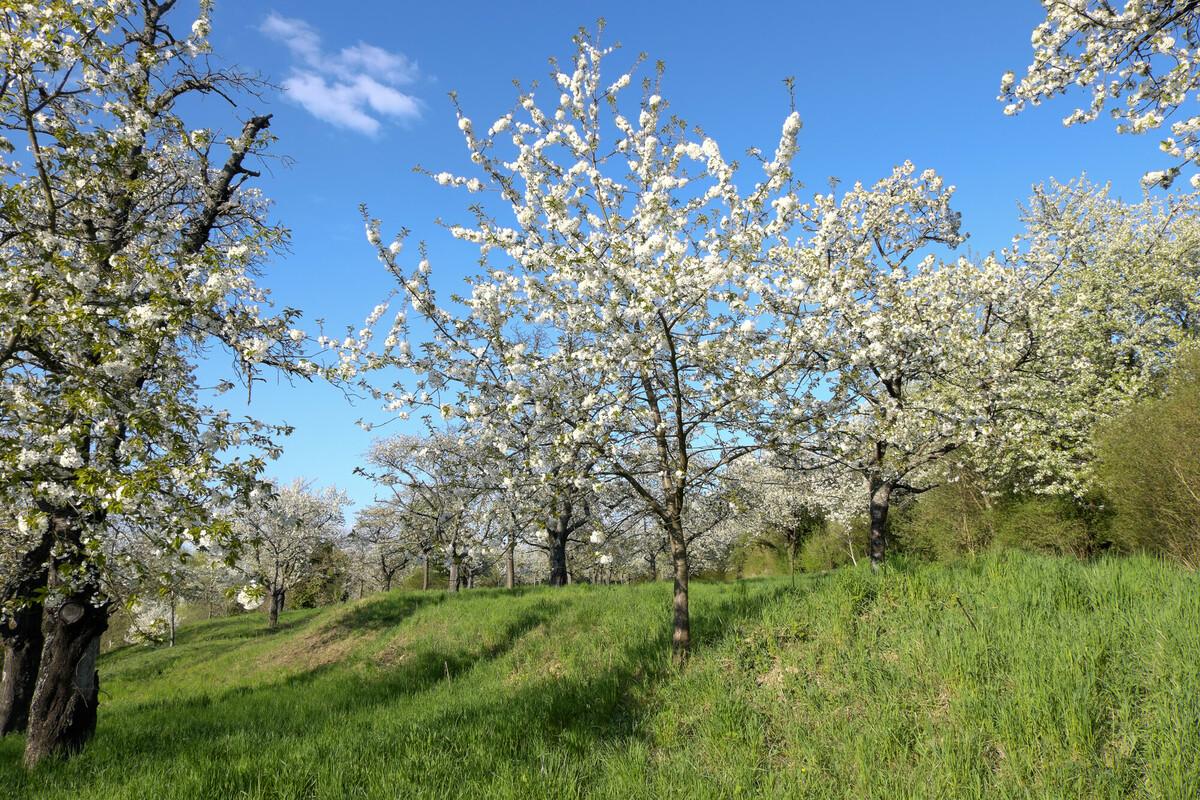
[757,658,800,690]
[265,625,371,671]
[504,656,566,687]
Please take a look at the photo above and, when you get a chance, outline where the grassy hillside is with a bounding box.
[2,552,1197,799]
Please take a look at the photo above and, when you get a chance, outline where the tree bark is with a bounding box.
[0,531,52,736]
[0,604,44,736]
[868,478,893,569]
[505,540,516,589]
[669,529,690,666]
[268,589,285,628]
[447,555,459,593]
[548,525,568,586]
[23,597,108,767]
[787,542,796,587]
[422,555,430,591]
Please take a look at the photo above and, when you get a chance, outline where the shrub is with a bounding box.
[1097,346,1200,567]
[798,521,867,572]
[891,470,1106,561]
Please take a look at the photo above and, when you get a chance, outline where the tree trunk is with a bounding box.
[383,572,393,592]
[448,555,459,593]
[268,589,285,628]
[422,555,430,591]
[868,478,892,569]
[23,597,108,767]
[548,526,568,586]
[647,549,657,581]
[168,597,176,648]
[505,541,516,590]
[0,531,52,737]
[0,604,44,736]
[669,529,690,666]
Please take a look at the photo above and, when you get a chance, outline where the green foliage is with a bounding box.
[798,521,866,572]
[1097,346,1200,567]
[734,540,790,578]
[0,553,1195,798]
[291,540,353,608]
[992,497,1095,556]
[893,475,1107,561]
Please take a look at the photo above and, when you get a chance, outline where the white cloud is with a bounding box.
[260,12,420,135]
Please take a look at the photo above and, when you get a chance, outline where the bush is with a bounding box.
[1097,346,1200,566]
[892,470,1106,561]
[992,497,1093,556]
[891,473,995,561]
[798,521,867,572]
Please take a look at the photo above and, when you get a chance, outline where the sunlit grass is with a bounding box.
[2,550,1196,799]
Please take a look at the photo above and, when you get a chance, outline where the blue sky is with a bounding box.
[202,1,1156,513]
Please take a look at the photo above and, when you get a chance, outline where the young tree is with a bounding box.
[1097,346,1200,566]
[1001,0,1200,187]
[235,480,349,628]
[773,164,1041,566]
[360,30,815,663]
[0,2,314,765]
[360,432,486,592]
[351,503,415,592]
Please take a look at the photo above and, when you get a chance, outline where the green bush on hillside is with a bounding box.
[1098,346,1200,567]
[891,471,1106,561]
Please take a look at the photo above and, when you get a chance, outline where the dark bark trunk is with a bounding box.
[669,530,690,666]
[548,525,568,586]
[448,555,459,593]
[23,598,108,767]
[0,531,52,737]
[268,589,285,628]
[868,478,892,569]
[422,555,430,591]
[0,604,44,736]
[382,572,393,592]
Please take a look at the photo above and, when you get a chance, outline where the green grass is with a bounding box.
[2,551,1198,799]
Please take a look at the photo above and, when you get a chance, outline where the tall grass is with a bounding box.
[1,551,1196,799]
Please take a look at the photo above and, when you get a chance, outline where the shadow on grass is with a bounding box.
[319,591,447,634]
[393,582,800,785]
[4,579,808,796]
[100,613,322,684]
[72,601,558,763]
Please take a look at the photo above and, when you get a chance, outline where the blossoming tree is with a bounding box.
[981,178,1200,492]
[1001,0,1200,187]
[350,503,417,592]
[772,164,1044,566]
[360,431,492,592]
[359,30,818,662]
[0,1,314,764]
[234,480,349,628]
